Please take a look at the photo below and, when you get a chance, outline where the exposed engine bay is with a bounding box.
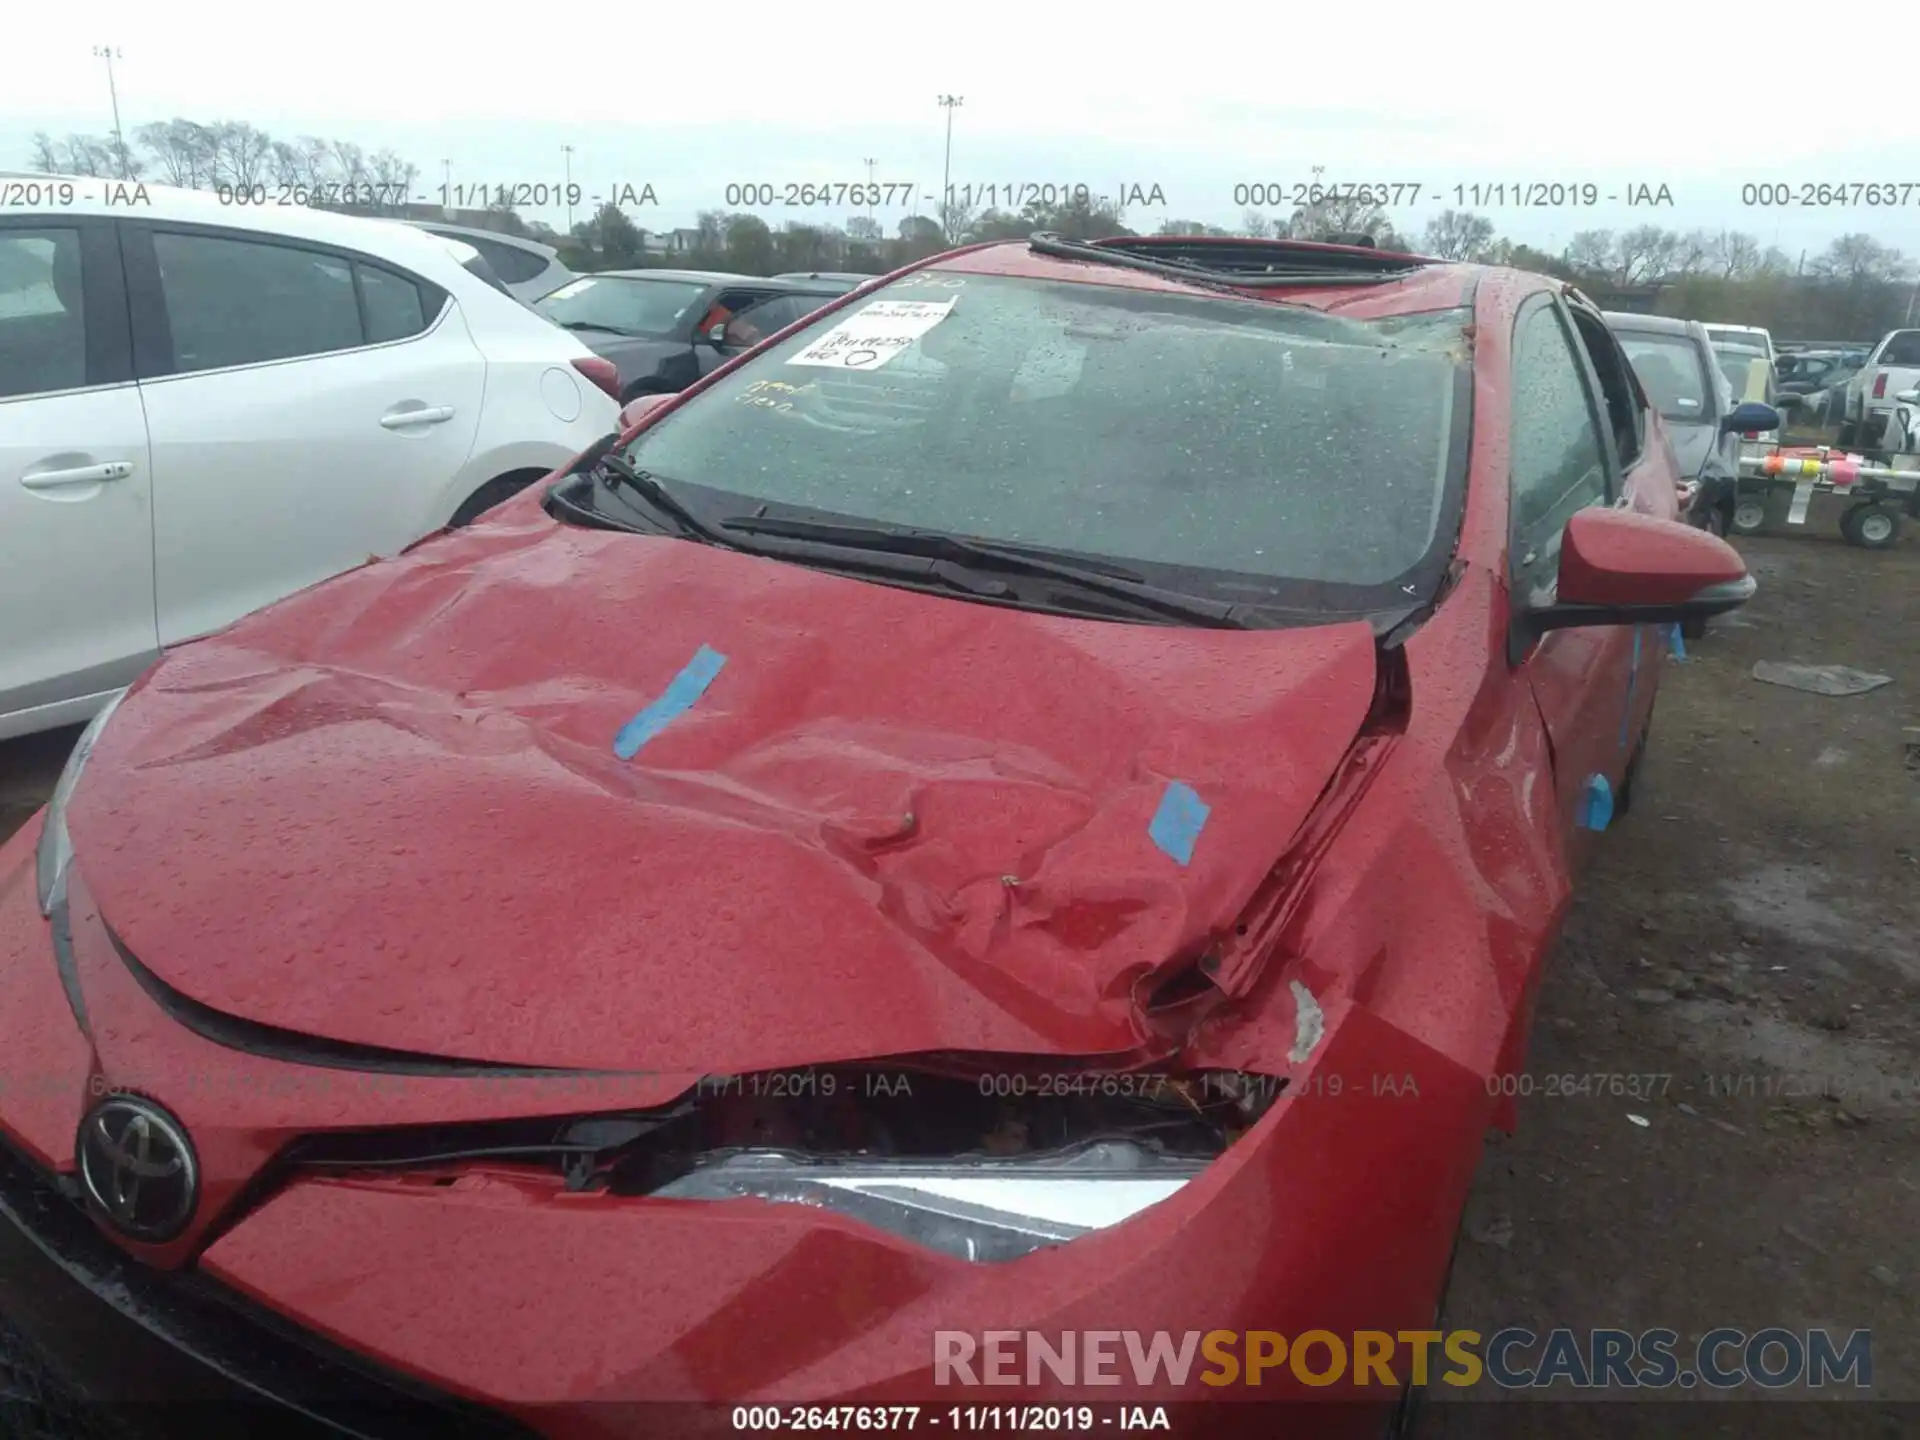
[282,1062,1286,1197]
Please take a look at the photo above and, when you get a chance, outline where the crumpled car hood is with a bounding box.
[70,517,1380,1072]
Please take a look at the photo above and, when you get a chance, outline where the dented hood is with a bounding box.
[70,517,1380,1072]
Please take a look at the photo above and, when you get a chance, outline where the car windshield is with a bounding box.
[1706,327,1765,354]
[536,276,709,338]
[617,271,1469,600]
[1714,345,1768,396]
[1617,332,1713,423]
[1880,331,1920,366]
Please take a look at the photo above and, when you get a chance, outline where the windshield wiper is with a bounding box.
[577,462,1020,601]
[557,319,639,336]
[590,454,742,549]
[720,515,1253,628]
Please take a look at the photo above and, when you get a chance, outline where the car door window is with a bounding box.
[358,263,432,344]
[722,295,813,348]
[0,228,86,398]
[1568,309,1641,467]
[1510,301,1613,599]
[463,236,549,285]
[153,231,361,373]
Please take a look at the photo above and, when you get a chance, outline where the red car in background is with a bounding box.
[0,234,1752,1439]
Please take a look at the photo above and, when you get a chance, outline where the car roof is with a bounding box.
[591,268,834,287]
[3,174,469,274]
[918,234,1486,319]
[404,220,558,261]
[9,173,455,259]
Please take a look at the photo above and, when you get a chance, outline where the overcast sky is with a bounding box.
[11,2,1919,262]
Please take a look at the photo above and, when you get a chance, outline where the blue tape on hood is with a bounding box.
[1149,781,1210,865]
[614,645,728,760]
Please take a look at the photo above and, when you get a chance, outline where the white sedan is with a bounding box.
[0,178,621,741]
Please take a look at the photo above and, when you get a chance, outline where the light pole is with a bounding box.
[441,158,453,210]
[863,156,877,225]
[93,45,129,178]
[937,96,963,240]
[562,145,576,231]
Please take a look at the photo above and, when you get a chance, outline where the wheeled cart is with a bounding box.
[1728,446,1920,549]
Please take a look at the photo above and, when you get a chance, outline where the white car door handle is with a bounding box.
[21,461,134,490]
[380,405,456,429]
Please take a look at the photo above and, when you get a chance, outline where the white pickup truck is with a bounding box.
[1839,328,1920,449]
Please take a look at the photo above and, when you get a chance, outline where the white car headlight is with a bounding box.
[653,1140,1201,1263]
[36,690,126,916]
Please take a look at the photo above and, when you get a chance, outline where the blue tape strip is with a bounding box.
[1670,621,1687,661]
[613,645,728,760]
[1578,773,1614,832]
[1148,781,1210,866]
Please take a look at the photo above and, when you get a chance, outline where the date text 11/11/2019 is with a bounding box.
[1229,182,1676,209]
[721,182,1170,210]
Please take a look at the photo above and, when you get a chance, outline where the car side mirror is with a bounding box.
[618,392,674,430]
[704,322,728,346]
[1897,389,1920,404]
[1516,508,1755,651]
[1721,401,1780,433]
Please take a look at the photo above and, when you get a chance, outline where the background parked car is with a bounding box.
[534,270,845,400]
[404,220,575,304]
[1775,349,1863,427]
[1604,311,1748,541]
[1704,322,1777,370]
[1839,327,1920,449]
[0,179,620,742]
[770,271,878,293]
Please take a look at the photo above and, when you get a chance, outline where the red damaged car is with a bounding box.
[0,234,1752,1438]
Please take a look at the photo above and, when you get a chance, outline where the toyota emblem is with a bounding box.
[76,1095,199,1243]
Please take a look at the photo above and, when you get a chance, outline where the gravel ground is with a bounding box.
[0,506,1914,1436]
[1431,501,1919,1433]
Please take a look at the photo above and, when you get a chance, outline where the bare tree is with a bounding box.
[1285,194,1393,243]
[136,119,217,189]
[1670,229,1715,278]
[268,136,333,190]
[367,150,418,201]
[1705,229,1762,279]
[1612,226,1682,284]
[1240,209,1278,239]
[1565,229,1617,276]
[210,122,275,189]
[328,140,370,192]
[1812,234,1911,285]
[32,133,122,178]
[1421,209,1496,261]
[937,194,978,245]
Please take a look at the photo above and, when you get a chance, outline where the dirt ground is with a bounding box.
[1430,496,1919,1435]
[0,503,1915,1437]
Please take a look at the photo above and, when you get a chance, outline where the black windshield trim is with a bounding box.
[1030,231,1424,290]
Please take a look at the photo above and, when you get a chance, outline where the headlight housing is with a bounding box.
[36,690,126,916]
[653,1140,1203,1263]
